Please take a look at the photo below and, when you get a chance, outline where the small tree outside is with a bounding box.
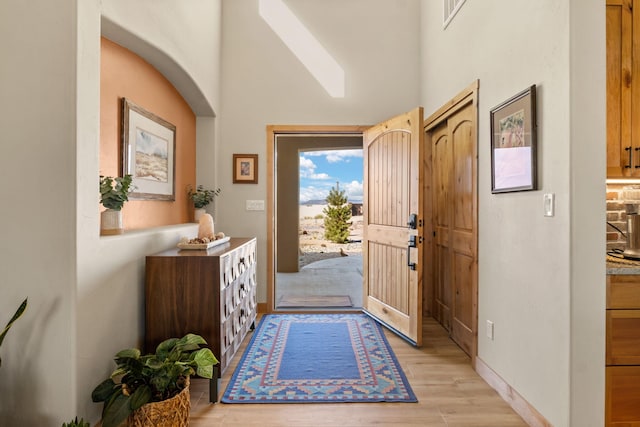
[323,183,352,243]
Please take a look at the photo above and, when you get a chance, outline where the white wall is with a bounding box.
[420,1,605,425]
[569,2,607,425]
[0,0,221,424]
[0,0,77,424]
[217,0,422,302]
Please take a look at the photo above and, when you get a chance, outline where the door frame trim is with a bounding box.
[266,125,369,313]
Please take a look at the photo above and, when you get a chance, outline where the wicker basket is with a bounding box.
[128,378,190,427]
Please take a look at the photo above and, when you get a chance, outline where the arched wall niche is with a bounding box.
[101,15,215,117]
[99,14,219,230]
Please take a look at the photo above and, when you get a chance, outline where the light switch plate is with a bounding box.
[543,193,555,217]
[486,320,494,340]
[246,200,265,211]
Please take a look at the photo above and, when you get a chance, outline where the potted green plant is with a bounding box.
[187,185,221,221]
[0,297,27,368]
[99,174,133,235]
[92,333,218,427]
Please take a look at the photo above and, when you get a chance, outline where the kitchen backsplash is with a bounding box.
[607,184,640,250]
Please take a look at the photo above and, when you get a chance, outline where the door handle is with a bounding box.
[407,235,417,271]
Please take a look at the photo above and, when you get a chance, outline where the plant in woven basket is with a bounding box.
[91,333,218,427]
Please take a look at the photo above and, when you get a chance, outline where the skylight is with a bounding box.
[259,0,345,98]
[443,0,466,29]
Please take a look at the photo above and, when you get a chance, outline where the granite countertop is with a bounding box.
[607,255,640,275]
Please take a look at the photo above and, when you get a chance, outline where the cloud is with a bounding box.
[299,156,314,169]
[300,180,363,203]
[343,180,363,202]
[305,149,362,163]
[299,156,317,178]
[311,172,330,179]
[300,185,332,203]
[300,156,332,180]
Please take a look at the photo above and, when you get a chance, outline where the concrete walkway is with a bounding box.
[275,254,363,309]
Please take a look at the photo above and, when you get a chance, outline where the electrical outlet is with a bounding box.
[486,320,494,340]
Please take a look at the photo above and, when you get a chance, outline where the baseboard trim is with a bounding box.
[257,302,268,313]
[474,357,553,427]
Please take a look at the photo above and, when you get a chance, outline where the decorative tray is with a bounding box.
[177,236,230,250]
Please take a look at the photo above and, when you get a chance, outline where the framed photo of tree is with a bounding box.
[490,85,537,193]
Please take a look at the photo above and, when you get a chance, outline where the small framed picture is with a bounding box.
[490,85,537,193]
[121,98,176,200]
[233,154,258,184]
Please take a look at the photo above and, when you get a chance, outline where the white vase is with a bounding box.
[101,209,123,235]
[194,208,206,222]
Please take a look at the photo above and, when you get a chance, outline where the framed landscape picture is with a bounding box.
[233,154,258,184]
[121,98,176,200]
[490,85,537,193]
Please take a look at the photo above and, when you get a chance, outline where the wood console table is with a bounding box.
[144,237,257,402]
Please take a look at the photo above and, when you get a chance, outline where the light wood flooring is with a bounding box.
[189,316,527,427]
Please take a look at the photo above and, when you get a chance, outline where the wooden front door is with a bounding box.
[363,107,424,346]
[425,83,478,357]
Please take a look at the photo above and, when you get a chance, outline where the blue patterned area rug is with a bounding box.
[221,313,417,403]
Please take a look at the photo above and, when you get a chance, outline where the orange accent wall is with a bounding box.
[100,37,196,230]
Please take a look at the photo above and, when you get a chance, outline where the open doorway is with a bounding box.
[277,148,363,309]
[266,126,367,312]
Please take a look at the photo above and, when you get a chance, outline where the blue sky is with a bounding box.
[299,149,363,203]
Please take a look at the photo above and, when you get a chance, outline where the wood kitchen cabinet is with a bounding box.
[606,0,640,177]
[606,274,640,426]
[144,237,257,400]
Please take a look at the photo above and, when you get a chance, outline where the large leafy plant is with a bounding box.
[187,184,221,209]
[99,175,133,211]
[92,333,218,427]
[0,298,27,368]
